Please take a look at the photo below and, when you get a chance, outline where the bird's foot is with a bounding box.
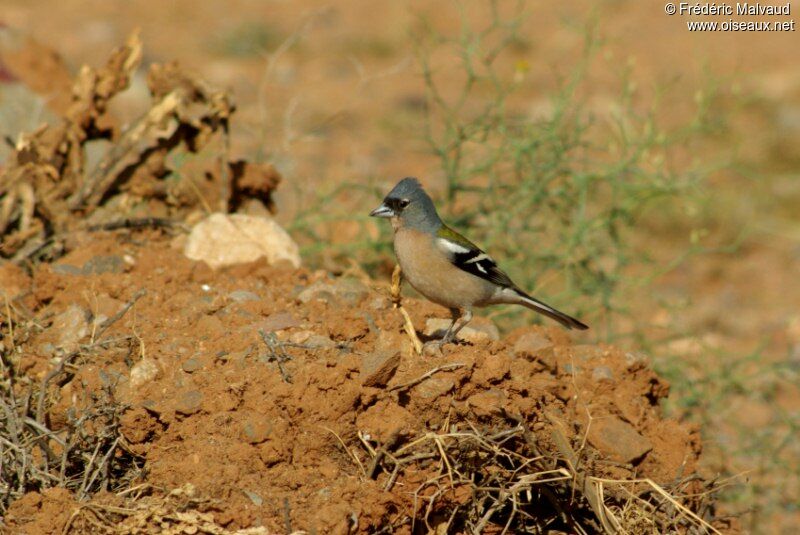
[422,339,445,356]
[422,333,456,356]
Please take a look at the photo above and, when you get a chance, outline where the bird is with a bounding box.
[370,177,588,346]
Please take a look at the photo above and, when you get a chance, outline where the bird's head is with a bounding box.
[369,177,442,231]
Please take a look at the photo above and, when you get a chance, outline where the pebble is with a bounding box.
[286,330,336,348]
[513,331,556,368]
[592,366,614,382]
[130,358,160,388]
[240,416,274,444]
[252,312,300,333]
[414,377,455,399]
[47,304,90,353]
[83,255,125,274]
[625,351,650,368]
[305,334,337,349]
[175,390,204,415]
[228,290,260,303]
[587,416,653,464]
[52,255,124,276]
[297,277,369,305]
[360,348,401,387]
[181,357,203,373]
[424,317,499,343]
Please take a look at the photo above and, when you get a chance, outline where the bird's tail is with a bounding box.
[511,288,589,330]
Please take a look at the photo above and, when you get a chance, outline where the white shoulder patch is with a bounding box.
[436,238,471,255]
[464,253,491,264]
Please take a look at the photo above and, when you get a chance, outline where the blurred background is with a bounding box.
[1,0,798,531]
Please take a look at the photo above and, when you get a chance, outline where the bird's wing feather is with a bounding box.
[435,225,516,287]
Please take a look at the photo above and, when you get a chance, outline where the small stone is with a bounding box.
[513,331,555,368]
[240,416,274,444]
[624,351,650,368]
[414,377,455,399]
[130,358,160,388]
[287,331,336,347]
[467,389,507,417]
[253,312,300,333]
[228,290,260,303]
[48,305,90,353]
[587,416,652,464]
[83,255,124,275]
[296,277,368,305]
[592,366,614,382]
[369,297,390,310]
[424,317,499,343]
[330,277,369,305]
[175,390,204,415]
[361,349,401,387]
[184,212,301,269]
[306,334,337,349]
[181,358,203,373]
[51,263,83,276]
[297,282,335,303]
[562,363,580,375]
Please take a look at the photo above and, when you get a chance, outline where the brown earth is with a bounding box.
[1,231,722,533]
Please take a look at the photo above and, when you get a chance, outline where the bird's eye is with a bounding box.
[398,199,410,208]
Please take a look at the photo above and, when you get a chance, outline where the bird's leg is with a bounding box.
[391,264,423,355]
[424,308,473,354]
[442,308,473,344]
[436,307,461,345]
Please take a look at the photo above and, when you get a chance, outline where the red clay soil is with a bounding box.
[1,230,723,533]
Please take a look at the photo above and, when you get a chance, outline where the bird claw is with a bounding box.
[423,333,457,355]
[423,339,445,356]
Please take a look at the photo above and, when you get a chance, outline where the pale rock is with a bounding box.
[424,317,499,344]
[130,357,160,389]
[228,290,260,303]
[297,277,368,305]
[251,312,300,333]
[48,305,90,353]
[591,366,614,382]
[184,213,300,269]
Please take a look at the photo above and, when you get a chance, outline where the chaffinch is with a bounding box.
[370,177,588,345]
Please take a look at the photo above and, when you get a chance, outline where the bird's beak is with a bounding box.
[369,202,395,218]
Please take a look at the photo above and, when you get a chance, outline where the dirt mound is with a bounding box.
[0,230,728,533]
